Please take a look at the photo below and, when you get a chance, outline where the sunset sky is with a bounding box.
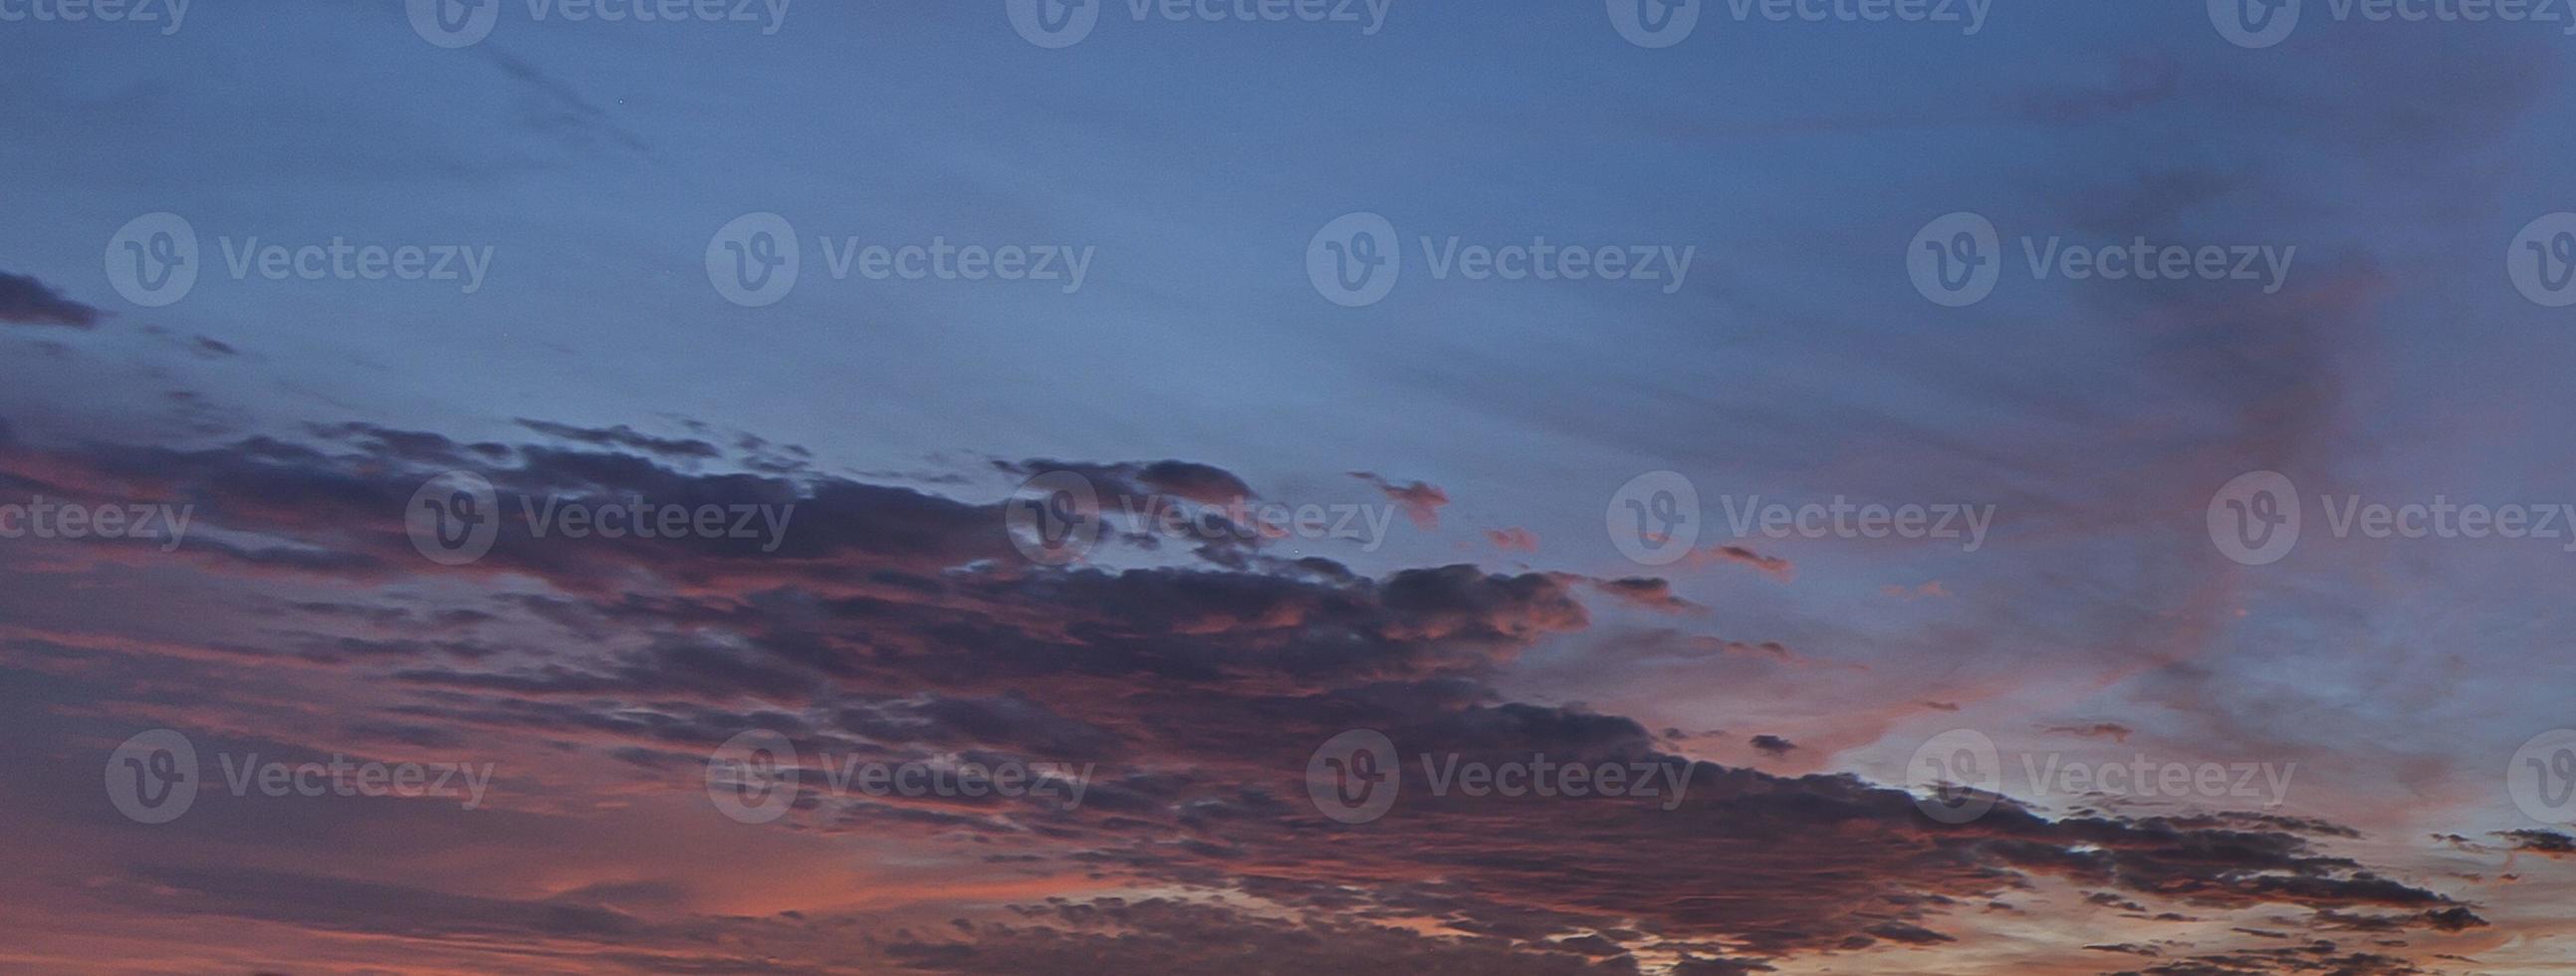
[6,1,2576,972]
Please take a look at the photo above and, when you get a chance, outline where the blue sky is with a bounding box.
[6,1,2576,971]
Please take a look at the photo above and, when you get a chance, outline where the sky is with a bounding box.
[5,0,2576,972]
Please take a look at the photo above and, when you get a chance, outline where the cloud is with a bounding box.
[1350,472,1448,530]
[0,271,101,329]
